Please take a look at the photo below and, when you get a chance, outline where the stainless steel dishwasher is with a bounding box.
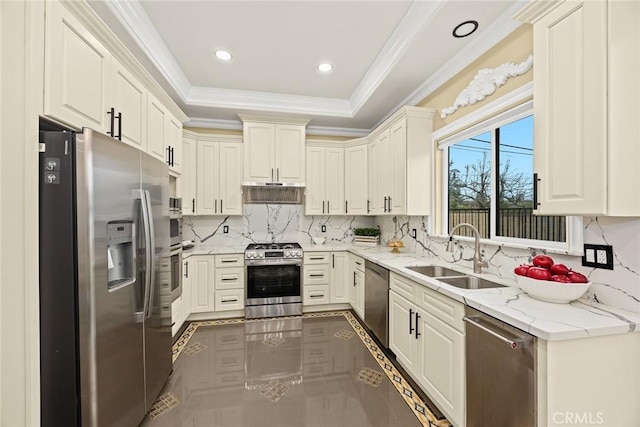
[364,261,389,348]
[464,307,536,427]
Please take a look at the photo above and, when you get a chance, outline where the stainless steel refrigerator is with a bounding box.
[39,125,172,426]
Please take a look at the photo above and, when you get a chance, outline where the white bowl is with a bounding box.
[515,274,591,304]
[312,236,326,245]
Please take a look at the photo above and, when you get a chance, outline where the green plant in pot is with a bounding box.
[353,228,380,236]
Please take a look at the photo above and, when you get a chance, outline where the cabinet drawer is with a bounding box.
[416,286,465,332]
[390,272,416,301]
[303,285,330,305]
[214,325,245,350]
[215,267,245,290]
[304,252,330,264]
[214,349,244,373]
[303,342,330,364]
[304,265,330,285]
[214,289,245,312]
[215,254,244,268]
[350,254,365,272]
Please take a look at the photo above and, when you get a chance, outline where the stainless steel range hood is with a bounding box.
[242,183,305,204]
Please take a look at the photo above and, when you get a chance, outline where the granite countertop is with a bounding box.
[181,242,639,341]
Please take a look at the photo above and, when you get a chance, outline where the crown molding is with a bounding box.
[237,114,311,126]
[513,0,564,23]
[440,54,533,118]
[196,133,243,144]
[102,0,191,101]
[377,0,527,128]
[185,118,243,131]
[369,106,436,139]
[306,126,369,138]
[190,87,351,117]
[348,0,444,115]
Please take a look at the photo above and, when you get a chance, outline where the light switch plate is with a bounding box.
[582,244,613,270]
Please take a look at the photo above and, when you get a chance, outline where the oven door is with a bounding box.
[169,217,182,248]
[170,248,182,302]
[245,261,302,305]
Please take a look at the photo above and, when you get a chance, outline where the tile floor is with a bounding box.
[142,311,450,427]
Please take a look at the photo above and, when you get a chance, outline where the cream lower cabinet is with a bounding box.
[303,251,349,306]
[349,254,365,319]
[519,0,640,216]
[172,254,193,336]
[344,143,368,215]
[196,140,243,215]
[214,254,245,312]
[305,146,345,215]
[329,252,349,304]
[190,255,215,313]
[389,272,465,426]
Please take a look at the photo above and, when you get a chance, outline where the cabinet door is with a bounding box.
[111,59,146,150]
[389,119,407,215]
[417,310,465,427]
[182,257,192,319]
[389,291,419,374]
[191,256,215,313]
[276,124,306,183]
[196,141,220,215]
[348,265,357,311]
[367,141,379,215]
[329,252,349,304]
[168,116,182,174]
[324,147,345,215]
[305,146,326,215]
[534,1,607,215]
[377,129,391,214]
[146,93,168,162]
[180,135,197,215]
[355,269,365,319]
[218,143,243,215]
[44,1,111,131]
[344,145,368,215]
[243,122,275,182]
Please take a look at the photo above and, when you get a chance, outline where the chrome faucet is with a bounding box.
[446,223,488,274]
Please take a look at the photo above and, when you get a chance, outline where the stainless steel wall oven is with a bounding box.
[245,243,303,318]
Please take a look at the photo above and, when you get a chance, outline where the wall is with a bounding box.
[376,215,640,314]
[184,205,375,247]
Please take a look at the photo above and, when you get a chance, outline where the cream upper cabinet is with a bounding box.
[367,139,380,215]
[168,116,183,174]
[180,132,197,215]
[519,0,639,216]
[110,59,147,150]
[369,109,434,216]
[196,139,243,216]
[344,143,368,215]
[241,117,309,184]
[44,1,111,131]
[146,92,169,162]
[305,146,345,215]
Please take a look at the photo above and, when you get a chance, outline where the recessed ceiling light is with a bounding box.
[214,50,233,61]
[452,20,479,38]
[317,63,334,73]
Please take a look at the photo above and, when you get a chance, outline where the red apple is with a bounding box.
[532,255,554,269]
[567,271,589,283]
[550,274,572,283]
[514,265,532,276]
[527,266,552,281]
[550,263,570,275]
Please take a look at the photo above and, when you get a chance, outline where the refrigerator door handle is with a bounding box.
[140,190,156,319]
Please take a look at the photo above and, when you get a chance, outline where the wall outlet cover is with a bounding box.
[321,225,326,233]
[582,244,613,270]
[223,225,229,234]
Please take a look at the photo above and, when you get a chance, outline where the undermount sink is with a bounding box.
[437,276,506,290]
[406,265,463,277]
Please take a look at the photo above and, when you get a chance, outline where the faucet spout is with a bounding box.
[447,223,488,274]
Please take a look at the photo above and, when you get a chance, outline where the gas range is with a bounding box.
[245,242,303,262]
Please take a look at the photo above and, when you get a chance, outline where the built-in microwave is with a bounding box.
[170,216,182,250]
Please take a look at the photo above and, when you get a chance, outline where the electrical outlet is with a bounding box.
[223,225,229,234]
[582,244,613,270]
[321,225,326,233]
[412,229,417,239]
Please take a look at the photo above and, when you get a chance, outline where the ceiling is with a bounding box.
[89,0,526,136]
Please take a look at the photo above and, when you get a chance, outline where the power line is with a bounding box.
[468,137,533,152]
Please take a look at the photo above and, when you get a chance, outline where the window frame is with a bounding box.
[437,100,583,254]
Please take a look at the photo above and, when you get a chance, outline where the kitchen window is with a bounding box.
[439,101,581,252]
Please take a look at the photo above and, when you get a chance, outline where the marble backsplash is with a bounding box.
[184,204,375,247]
[376,215,640,314]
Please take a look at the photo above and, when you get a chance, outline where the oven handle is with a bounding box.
[245,259,302,266]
